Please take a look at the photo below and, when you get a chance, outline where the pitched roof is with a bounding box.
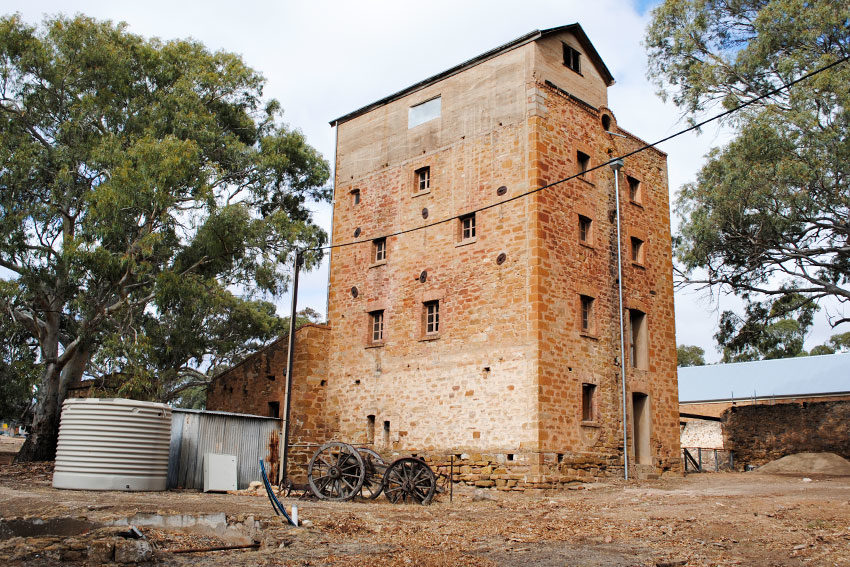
[678,352,850,403]
[329,24,614,127]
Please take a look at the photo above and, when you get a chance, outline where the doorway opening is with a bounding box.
[632,392,651,465]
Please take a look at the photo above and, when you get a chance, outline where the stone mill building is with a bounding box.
[207,24,682,487]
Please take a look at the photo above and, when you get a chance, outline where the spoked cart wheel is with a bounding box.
[307,442,365,501]
[356,447,387,499]
[382,457,437,505]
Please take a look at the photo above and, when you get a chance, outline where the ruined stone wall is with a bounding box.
[527,80,681,476]
[680,420,723,449]
[681,394,850,419]
[722,401,850,467]
[205,324,330,479]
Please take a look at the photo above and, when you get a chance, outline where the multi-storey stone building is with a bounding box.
[209,24,682,486]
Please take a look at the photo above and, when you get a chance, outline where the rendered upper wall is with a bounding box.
[334,43,533,184]
[532,32,609,109]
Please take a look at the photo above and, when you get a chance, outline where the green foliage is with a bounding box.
[714,293,817,362]
[0,14,330,458]
[646,0,850,328]
[677,344,706,367]
[0,311,39,420]
[809,331,850,355]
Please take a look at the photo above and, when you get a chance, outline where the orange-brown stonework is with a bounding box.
[208,25,682,486]
[206,324,330,479]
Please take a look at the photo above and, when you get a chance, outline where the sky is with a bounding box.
[4,0,844,361]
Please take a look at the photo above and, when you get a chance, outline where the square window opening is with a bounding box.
[424,300,440,335]
[268,401,280,419]
[578,215,592,244]
[582,383,597,421]
[408,96,441,128]
[577,151,590,176]
[373,238,387,263]
[415,166,430,193]
[459,213,476,241]
[563,43,581,74]
[369,310,385,344]
[631,237,644,264]
[627,175,641,203]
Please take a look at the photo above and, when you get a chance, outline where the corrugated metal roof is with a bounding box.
[678,352,850,402]
[329,23,614,127]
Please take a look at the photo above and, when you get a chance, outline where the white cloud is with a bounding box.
[7,0,842,358]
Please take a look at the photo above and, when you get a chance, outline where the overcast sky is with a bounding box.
[5,0,844,361]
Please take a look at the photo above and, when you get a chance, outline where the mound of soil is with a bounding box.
[756,452,850,476]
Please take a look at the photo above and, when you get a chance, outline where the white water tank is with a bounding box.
[53,398,172,491]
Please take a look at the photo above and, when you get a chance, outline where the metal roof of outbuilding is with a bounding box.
[329,24,615,127]
[678,352,850,403]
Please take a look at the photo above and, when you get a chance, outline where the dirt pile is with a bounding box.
[756,452,850,475]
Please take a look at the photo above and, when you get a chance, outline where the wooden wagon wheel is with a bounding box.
[307,442,365,501]
[382,457,437,505]
[356,447,387,500]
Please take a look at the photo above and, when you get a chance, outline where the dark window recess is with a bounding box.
[578,215,592,243]
[563,43,581,73]
[367,415,375,444]
[415,166,430,192]
[383,420,391,447]
[629,309,648,369]
[370,310,384,343]
[268,401,280,419]
[582,383,597,421]
[373,238,387,263]
[460,213,476,241]
[351,188,360,205]
[577,151,590,176]
[631,237,644,263]
[266,374,275,381]
[424,300,439,334]
[580,295,594,332]
[627,175,641,203]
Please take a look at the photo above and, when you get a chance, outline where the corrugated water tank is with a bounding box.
[53,398,172,491]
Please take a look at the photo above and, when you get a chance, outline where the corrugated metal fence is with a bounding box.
[167,409,281,490]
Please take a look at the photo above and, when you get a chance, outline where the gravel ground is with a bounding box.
[1,462,849,566]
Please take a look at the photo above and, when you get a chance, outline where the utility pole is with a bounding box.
[280,250,303,485]
[610,158,629,481]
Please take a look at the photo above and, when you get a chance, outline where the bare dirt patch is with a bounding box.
[1,463,849,566]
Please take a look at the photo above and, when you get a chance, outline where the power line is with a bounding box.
[304,54,850,254]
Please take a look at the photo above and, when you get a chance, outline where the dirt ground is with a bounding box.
[1,462,849,566]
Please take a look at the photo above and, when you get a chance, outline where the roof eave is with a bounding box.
[329,23,614,127]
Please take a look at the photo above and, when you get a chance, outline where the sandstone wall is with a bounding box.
[327,40,539,455]
[722,401,850,467]
[206,324,330,479]
[528,80,681,474]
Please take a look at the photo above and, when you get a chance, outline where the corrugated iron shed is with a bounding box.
[679,352,850,403]
[167,409,280,490]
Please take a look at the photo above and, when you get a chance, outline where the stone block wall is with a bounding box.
[206,324,330,480]
[722,401,850,467]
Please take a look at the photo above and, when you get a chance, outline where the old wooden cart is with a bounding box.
[304,441,437,504]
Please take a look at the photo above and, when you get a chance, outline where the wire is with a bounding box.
[302,54,850,254]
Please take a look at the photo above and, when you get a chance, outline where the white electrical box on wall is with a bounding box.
[203,453,237,492]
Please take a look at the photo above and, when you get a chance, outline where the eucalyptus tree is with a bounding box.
[0,15,329,460]
[646,0,850,327]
